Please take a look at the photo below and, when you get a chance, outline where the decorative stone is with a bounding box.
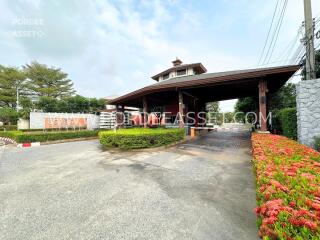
[297,78,320,148]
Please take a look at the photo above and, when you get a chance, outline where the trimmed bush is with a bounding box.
[252,133,320,239]
[277,108,297,139]
[0,131,21,140]
[99,128,185,149]
[0,130,99,143]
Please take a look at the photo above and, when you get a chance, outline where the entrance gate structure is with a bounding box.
[109,61,299,132]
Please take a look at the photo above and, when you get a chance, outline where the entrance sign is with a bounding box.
[44,117,87,129]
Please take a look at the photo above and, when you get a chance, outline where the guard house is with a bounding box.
[109,59,299,132]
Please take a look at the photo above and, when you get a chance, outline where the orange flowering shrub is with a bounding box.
[252,133,320,239]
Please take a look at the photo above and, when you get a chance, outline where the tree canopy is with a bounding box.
[23,61,75,98]
[0,62,106,124]
[36,95,105,113]
[0,65,27,108]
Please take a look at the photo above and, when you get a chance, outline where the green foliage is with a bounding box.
[63,95,89,112]
[0,130,99,143]
[206,102,221,125]
[0,65,27,108]
[206,102,220,112]
[269,83,296,112]
[35,95,105,113]
[23,61,75,98]
[19,97,34,119]
[88,98,106,112]
[234,97,258,122]
[314,137,320,152]
[235,96,258,113]
[277,108,297,140]
[0,130,21,139]
[0,62,105,118]
[36,96,59,112]
[99,128,185,149]
[0,107,19,125]
[223,112,235,123]
[0,125,17,131]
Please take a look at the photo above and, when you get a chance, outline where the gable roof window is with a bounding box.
[177,69,186,76]
[162,73,169,80]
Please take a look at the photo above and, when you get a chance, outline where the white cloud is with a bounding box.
[0,0,318,112]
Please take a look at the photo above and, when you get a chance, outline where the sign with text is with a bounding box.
[44,117,87,129]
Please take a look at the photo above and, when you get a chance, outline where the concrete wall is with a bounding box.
[296,78,320,147]
[30,112,100,130]
[17,118,30,130]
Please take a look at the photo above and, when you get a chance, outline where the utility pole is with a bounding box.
[16,87,20,111]
[303,0,316,80]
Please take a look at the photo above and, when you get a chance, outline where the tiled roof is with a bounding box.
[110,65,300,104]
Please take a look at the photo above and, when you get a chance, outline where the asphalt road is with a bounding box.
[0,131,257,240]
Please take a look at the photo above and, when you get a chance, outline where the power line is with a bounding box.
[277,25,303,64]
[257,0,280,66]
[263,0,288,65]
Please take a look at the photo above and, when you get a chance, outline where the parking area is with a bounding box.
[0,131,257,240]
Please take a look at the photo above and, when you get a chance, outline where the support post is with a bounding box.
[194,99,199,127]
[143,96,148,128]
[303,0,316,80]
[259,79,268,132]
[115,105,124,129]
[178,90,184,128]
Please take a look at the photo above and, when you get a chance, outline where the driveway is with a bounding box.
[0,131,257,240]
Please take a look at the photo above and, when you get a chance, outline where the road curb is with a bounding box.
[0,137,17,145]
[17,142,41,148]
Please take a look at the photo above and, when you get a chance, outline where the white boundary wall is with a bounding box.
[296,78,320,147]
[30,112,100,130]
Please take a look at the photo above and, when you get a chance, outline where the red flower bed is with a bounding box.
[252,133,320,239]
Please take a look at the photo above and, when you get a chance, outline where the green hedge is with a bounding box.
[0,131,21,140]
[0,130,99,143]
[99,128,185,149]
[0,125,17,131]
[277,108,297,140]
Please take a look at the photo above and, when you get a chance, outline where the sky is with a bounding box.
[0,0,319,112]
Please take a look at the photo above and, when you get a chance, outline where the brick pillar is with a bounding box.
[259,79,268,132]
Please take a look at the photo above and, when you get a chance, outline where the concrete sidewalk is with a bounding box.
[0,131,257,240]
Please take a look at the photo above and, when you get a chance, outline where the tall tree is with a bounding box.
[268,83,296,111]
[0,107,19,125]
[36,96,59,112]
[234,97,258,113]
[0,65,27,108]
[206,102,220,112]
[88,98,106,112]
[24,61,75,98]
[234,83,296,114]
[206,102,221,125]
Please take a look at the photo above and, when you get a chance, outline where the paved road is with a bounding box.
[0,131,257,240]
